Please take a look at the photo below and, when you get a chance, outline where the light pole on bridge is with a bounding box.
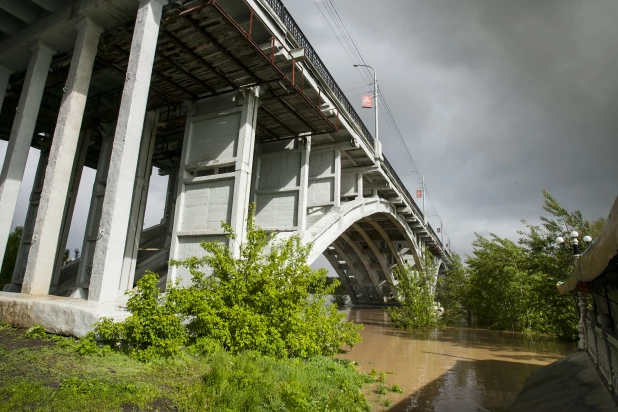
[353,64,380,159]
[411,170,426,224]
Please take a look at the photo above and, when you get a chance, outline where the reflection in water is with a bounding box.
[339,308,575,412]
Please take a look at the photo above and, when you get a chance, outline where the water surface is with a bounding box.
[339,308,575,412]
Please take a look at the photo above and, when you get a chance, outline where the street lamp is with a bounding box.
[555,230,593,350]
[353,64,380,158]
[411,170,426,224]
[433,213,443,245]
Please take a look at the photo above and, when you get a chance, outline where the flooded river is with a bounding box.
[339,308,576,412]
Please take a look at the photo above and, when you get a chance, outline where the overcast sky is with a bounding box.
[2,0,617,268]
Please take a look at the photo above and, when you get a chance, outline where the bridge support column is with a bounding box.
[169,87,260,285]
[22,19,102,296]
[71,123,115,298]
[88,0,167,302]
[119,111,158,293]
[0,65,12,116]
[0,42,54,272]
[163,168,178,249]
[297,137,311,235]
[3,145,50,292]
[48,129,92,293]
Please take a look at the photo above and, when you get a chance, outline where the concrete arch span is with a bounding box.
[298,197,435,305]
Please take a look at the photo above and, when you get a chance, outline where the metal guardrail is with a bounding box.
[262,0,446,255]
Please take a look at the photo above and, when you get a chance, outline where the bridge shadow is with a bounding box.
[386,358,541,412]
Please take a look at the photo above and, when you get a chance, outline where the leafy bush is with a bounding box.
[93,205,362,360]
[25,324,47,339]
[94,271,188,361]
[388,251,439,329]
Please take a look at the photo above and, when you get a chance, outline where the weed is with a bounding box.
[25,324,47,339]
[391,384,404,393]
[377,383,389,395]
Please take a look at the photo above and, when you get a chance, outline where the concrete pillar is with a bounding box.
[88,0,168,302]
[118,111,158,293]
[163,167,178,249]
[356,172,363,200]
[297,136,311,235]
[0,42,55,271]
[0,64,13,115]
[21,19,102,296]
[2,144,50,292]
[229,86,260,256]
[333,148,341,208]
[49,129,92,292]
[71,124,115,298]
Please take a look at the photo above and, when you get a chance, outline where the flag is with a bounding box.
[416,190,422,198]
[362,94,373,108]
[437,227,441,233]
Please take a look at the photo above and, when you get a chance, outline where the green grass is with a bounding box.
[0,327,372,412]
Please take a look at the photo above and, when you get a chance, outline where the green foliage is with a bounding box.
[0,226,22,289]
[436,254,473,325]
[198,349,370,411]
[93,205,361,360]
[25,324,47,339]
[391,384,403,393]
[452,191,602,340]
[167,204,362,358]
[93,271,188,361]
[388,250,439,329]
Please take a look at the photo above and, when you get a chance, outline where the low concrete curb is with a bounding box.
[0,292,130,337]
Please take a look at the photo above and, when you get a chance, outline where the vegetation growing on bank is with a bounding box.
[437,191,605,340]
[388,250,439,329]
[0,324,375,412]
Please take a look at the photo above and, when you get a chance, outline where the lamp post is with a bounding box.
[353,64,380,158]
[411,170,426,224]
[556,231,593,350]
[433,213,443,245]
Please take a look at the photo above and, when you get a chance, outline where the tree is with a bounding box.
[0,226,22,290]
[388,249,439,329]
[436,254,472,325]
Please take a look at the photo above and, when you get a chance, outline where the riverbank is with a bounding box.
[0,324,380,411]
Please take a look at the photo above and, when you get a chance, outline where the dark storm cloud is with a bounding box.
[285,0,618,258]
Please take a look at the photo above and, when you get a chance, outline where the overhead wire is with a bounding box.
[313,0,446,244]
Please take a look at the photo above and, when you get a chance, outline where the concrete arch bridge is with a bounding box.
[0,0,449,333]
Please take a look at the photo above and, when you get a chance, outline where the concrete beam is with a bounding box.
[332,242,370,302]
[0,41,54,273]
[32,0,65,13]
[0,64,11,116]
[89,0,168,303]
[340,233,384,301]
[0,10,26,35]
[352,223,396,285]
[0,0,44,25]
[368,220,405,270]
[22,19,102,296]
[341,165,379,175]
[323,250,358,305]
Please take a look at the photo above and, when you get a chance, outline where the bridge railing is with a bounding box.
[261,0,446,256]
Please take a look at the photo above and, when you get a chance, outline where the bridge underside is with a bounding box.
[0,0,448,312]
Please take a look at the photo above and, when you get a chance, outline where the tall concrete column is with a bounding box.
[49,129,92,292]
[22,19,102,296]
[333,148,341,208]
[118,111,158,293]
[71,124,115,298]
[0,64,13,115]
[356,172,363,200]
[163,167,179,249]
[89,0,168,302]
[229,86,260,256]
[2,144,50,292]
[297,136,311,235]
[0,42,55,271]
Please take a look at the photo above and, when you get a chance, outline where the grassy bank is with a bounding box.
[0,325,397,412]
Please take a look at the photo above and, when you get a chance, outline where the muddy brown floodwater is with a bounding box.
[338,308,576,412]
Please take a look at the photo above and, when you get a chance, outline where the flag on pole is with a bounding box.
[362,94,373,108]
[416,190,422,198]
[446,244,449,248]
[437,227,441,233]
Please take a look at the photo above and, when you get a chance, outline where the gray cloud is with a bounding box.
[286,0,618,261]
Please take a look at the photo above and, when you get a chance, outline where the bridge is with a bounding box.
[0,0,449,330]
